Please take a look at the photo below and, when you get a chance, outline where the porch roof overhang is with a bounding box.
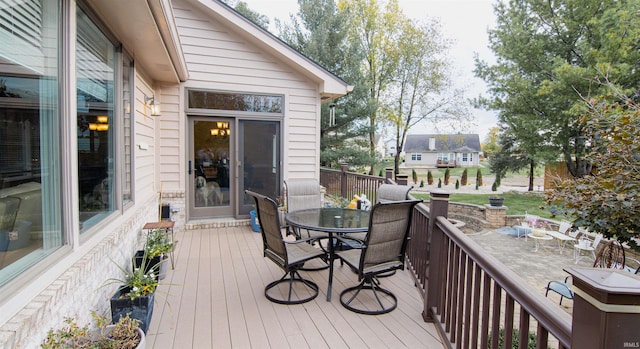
[188,0,353,102]
[87,0,189,83]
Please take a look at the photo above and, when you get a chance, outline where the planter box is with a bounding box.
[134,250,162,280]
[489,197,504,207]
[110,287,155,334]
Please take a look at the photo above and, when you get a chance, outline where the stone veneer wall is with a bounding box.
[448,202,509,231]
[0,197,158,349]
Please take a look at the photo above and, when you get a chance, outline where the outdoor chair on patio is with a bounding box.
[545,275,574,305]
[376,183,413,202]
[284,179,330,270]
[246,190,326,304]
[335,199,421,315]
[574,233,603,264]
[593,239,626,269]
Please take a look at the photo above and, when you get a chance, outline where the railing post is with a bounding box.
[565,267,640,349]
[385,168,394,180]
[396,174,409,185]
[340,163,348,199]
[423,191,449,322]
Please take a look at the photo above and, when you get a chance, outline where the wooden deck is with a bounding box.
[145,225,443,348]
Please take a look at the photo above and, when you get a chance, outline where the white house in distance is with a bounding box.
[0,0,351,346]
[404,134,481,168]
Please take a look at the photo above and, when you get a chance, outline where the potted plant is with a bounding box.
[489,196,504,207]
[104,255,158,334]
[137,229,173,280]
[41,312,145,349]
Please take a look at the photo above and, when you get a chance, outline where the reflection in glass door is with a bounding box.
[189,119,232,219]
[239,120,281,215]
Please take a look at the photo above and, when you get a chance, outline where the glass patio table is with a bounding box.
[285,207,370,301]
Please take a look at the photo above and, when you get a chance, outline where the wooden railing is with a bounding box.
[324,169,639,349]
[320,164,391,202]
[410,192,572,348]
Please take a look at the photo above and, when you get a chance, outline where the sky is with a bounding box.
[239,0,498,142]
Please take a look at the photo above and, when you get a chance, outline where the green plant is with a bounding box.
[461,169,468,186]
[455,179,460,189]
[420,179,424,187]
[487,328,538,349]
[427,170,433,185]
[412,169,418,184]
[476,168,483,186]
[444,168,450,185]
[438,178,442,188]
[42,312,142,349]
[144,229,173,258]
[491,181,498,191]
[104,253,158,300]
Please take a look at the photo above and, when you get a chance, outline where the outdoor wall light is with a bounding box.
[145,95,160,116]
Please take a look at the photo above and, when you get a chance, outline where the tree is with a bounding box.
[547,93,640,253]
[476,0,640,179]
[223,1,270,28]
[444,168,450,185]
[461,169,468,186]
[427,170,433,185]
[476,168,483,187]
[481,127,500,160]
[279,0,373,169]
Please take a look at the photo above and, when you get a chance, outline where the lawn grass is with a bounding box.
[411,191,555,219]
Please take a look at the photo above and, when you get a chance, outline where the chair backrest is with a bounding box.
[558,220,572,235]
[285,179,322,212]
[376,184,413,203]
[592,233,604,249]
[593,239,625,269]
[245,190,287,266]
[358,199,421,277]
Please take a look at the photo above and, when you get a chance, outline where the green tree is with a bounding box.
[461,169,468,186]
[548,93,640,253]
[411,169,418,184]
[280,0,373,169]
[476,0,640,180]
[224,1,270,28]
[427,170,433,185]
[444,168,450,185]
[476,168,483,186]
[481,127,500,160]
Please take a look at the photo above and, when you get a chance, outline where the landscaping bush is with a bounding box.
[461,169,468,186]
[412,169,418,184]
[444,168,450,185]
[477,169,483,186]
[427,170,433,185]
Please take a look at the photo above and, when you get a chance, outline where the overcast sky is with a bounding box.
[239,0,498,141]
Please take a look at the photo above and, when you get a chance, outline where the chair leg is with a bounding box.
[339,276,398,315]
[265,269,319,305]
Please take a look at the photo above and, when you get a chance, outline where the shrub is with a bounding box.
[461,169,468,186]
[444,168,450,185]
[412,169,418,184]
[476,169,483,186]
[438,178,442,188]
[427,170,433,185]
[420,179,424,187]
[491,181,498,191]
[455,179,460,189]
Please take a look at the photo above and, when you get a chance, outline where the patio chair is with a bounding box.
[335,199,421,315]
[284,179,330,270]
[246,190,326,304]
[624,256,640,274]
[376,183,413,202]
[593,239,626,269]
[545,275,574,305]
[574,233,603,264]
[346,184,415,245]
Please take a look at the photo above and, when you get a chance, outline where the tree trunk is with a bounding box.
[528,159,535,191]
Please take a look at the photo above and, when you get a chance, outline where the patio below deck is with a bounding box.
[145,224,443,348]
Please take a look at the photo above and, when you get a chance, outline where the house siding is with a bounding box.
[163,0,320,189]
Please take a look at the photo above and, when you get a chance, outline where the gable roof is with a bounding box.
[187,0,353,101]
[404,134,481,153]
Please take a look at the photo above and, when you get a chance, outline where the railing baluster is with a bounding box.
[504,294,515,349]
[462,256,474,349]
[454,251,467,348]
[490,284,502,349]
[480,272,491,349]
[536,322,549,349]
[470,261,481,349]
[518,308,530,349]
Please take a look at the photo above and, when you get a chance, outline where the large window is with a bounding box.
[76,5,116,231]
[0,0,62,286]
[411,153,422,161]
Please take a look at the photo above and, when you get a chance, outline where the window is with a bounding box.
[462,153,468,162]
[0,0,62,286]
[411,153,422,161]
[187,90,283,113]
[76,5,116,232]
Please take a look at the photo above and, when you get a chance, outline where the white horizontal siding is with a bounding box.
[169,0,321,182]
